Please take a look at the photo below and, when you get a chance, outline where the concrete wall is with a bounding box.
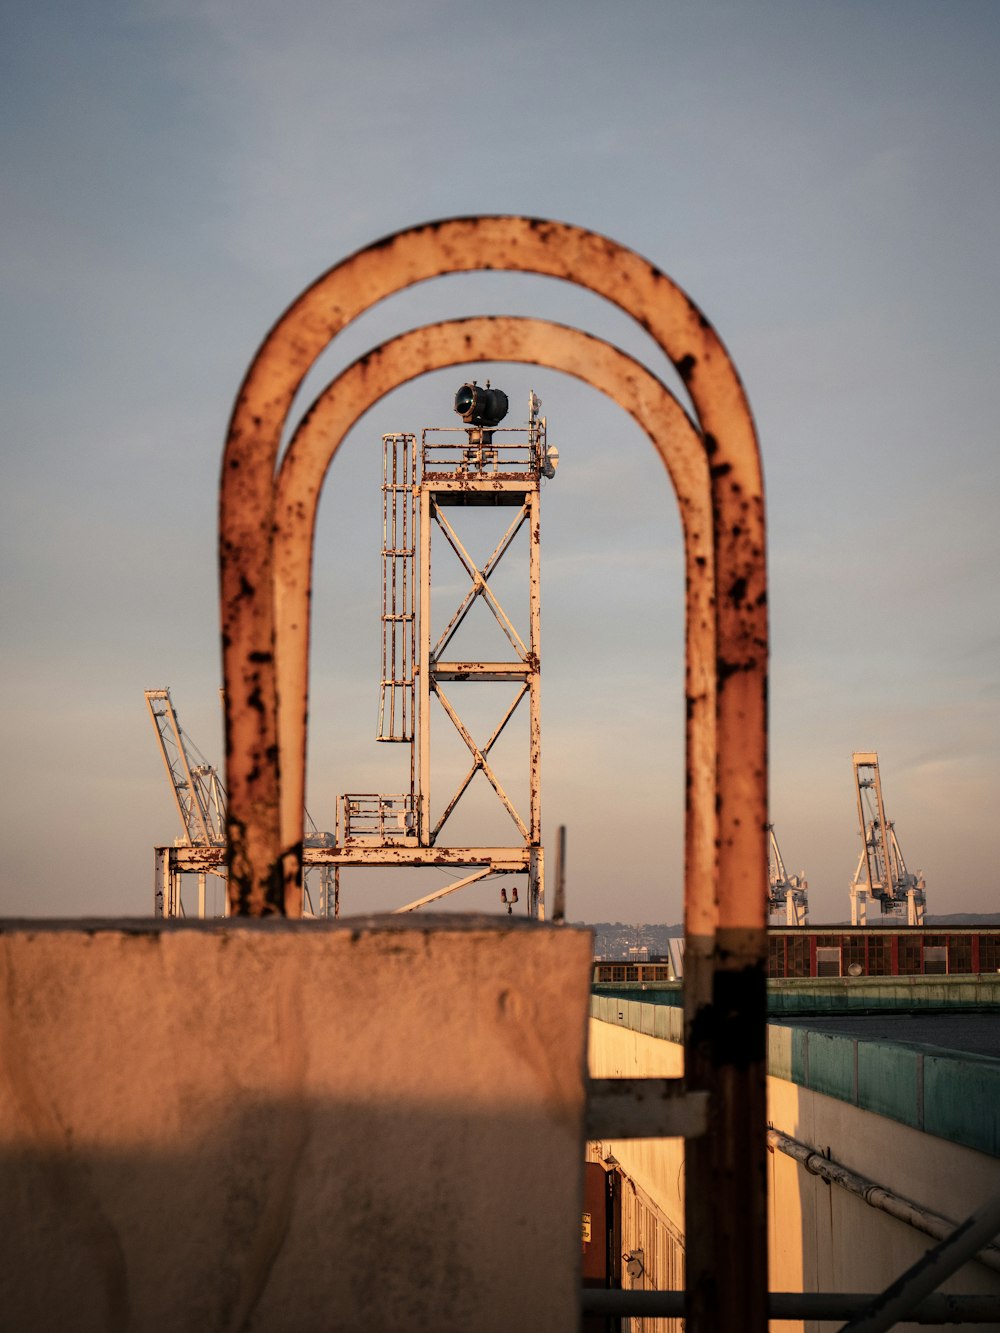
[588,1014,1000,1333]
[0,917,593,1332]
[587,1018,685,1234]
[767,1076,1000,1332]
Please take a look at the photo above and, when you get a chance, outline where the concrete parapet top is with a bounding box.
[0,911,585,935]
[1,914,593,1331]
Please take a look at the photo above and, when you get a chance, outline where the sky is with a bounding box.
[2,0,998,925]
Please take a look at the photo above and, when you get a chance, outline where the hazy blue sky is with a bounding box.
[2,0,998,923]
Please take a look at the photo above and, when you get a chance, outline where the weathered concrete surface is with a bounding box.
[0,916,592,1332]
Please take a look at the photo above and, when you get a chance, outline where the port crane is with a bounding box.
[145,688,226,916]
[145,687,333,917]
[849,751,927,925]
[767,824,808,925]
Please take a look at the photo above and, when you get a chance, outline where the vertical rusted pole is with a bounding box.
[154,848,166,917]
[552,824,566,923]
[684,385,768,1332]
[528,485,542,917]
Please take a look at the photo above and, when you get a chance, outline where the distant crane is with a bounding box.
[849,751,926,926]
[146,688,226,847]
[767,824,808,926]
[145,688,333,917]
[145,688,226,917]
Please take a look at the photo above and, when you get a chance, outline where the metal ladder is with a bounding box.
[377,433,416,742]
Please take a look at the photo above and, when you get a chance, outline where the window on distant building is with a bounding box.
[948,937,972,975]
[816,946,841,978]
[924,946,947,975]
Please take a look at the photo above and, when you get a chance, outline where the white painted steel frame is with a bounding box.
[413,472,542,912]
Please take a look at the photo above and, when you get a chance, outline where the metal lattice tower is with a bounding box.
[330,385,552,917]
[849,751,927,925]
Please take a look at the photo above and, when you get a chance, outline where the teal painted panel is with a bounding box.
[924,1053,1000,1157]
[768,1025,793,1081]
[791,1027,810,1085]
[804,1032,857,1103]
[764,975,1000,1015]
[639,1003,656,1037]
[857,1043,921,1128]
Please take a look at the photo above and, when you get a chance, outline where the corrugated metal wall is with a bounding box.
[617,1166,685,1333]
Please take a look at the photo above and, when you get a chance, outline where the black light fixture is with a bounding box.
[454,380,508,427]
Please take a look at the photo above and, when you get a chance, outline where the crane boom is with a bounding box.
[145,688,226,846]
[849,751,926,925]
[147,687,336,917]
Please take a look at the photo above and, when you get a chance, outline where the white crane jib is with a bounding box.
[849,751,927,926]
[146,687,335,917]
[145,688,226,847]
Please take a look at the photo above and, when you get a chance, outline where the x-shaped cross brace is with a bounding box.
[432,502,529,662]
[431,681,530,840]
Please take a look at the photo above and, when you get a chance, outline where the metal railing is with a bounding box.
[338,793,417,844]
[421,424,542,476]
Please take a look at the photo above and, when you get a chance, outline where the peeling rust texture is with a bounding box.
[218,217,769,1330]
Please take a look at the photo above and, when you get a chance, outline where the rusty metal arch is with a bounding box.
[221,217,765,936]
[218,217,769,1329]
[272,317,715,931]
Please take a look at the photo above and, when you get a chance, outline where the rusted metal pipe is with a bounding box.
[769,1129,1000,1274]
[552,824,566,923]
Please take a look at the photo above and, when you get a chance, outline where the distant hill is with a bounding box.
[577,915,1000,958]
[926,913,1000,926]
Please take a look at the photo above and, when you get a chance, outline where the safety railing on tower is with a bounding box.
[421,395,549,478]
[338,792,418,845]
